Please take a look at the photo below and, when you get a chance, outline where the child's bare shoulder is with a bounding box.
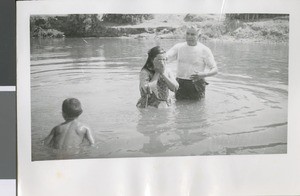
[52,124,62,132]
[76,121,90,132]
[51,122,71,134]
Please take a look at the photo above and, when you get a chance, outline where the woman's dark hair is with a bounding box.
[142,46,166,74]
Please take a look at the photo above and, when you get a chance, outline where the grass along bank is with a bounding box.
[111,14,289,43]
[31,14,289,43]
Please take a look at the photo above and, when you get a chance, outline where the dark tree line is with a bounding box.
[30,14,154,38]
[30,14,289,38]
[102,14,153,24]
[225,14,289,21]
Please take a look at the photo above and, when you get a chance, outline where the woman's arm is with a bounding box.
[161,70,179,92]
[139,69,159,94]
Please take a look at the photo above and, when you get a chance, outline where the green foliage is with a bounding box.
[32,27,64,38]
[30,16,64,38]
[30,16,49,32]
[184,14,206,22]
[54,14,103,37]
[225,14,289,21]
[201,25,223,38]
[30,14,103,38]
[223,14,289,35]
[102,14,154,24]
[224,18,245,33]
[29,14,289,42]
[222,15,289,42]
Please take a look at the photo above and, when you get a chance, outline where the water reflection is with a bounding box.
[136,108,175,154]
[136,99,211,155]
[140,131,168,154]
[173,100,210,147]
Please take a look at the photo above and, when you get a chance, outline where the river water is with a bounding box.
[31,37,288,161]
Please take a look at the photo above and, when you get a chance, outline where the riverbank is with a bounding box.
[31,14,289,43]
[105,14,289,43]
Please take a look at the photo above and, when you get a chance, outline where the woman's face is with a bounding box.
[153,53,167,68]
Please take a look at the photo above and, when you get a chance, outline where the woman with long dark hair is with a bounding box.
[136,46,179,108]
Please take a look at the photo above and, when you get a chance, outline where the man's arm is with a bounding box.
[190,48,218,80]
[204,47,218,76]
[166,44,179,62]
[161,70,179,92]
[190,66,218,81]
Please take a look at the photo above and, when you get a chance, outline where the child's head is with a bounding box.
[62,98,83,120]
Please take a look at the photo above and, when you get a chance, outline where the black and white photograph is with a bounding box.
[30,13,288,161]
[17,0,300,195]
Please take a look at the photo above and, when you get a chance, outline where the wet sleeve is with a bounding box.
[204,47,217,70]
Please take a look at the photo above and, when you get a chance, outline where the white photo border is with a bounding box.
[17,0,300,195]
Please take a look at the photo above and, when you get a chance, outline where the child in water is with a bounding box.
[43,98,95,149]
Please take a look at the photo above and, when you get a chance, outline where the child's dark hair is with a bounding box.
[62,98,83,118]
[142,46,166,74]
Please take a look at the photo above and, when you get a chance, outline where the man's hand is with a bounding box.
[190,71,207,81]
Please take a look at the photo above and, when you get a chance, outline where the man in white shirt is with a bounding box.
[166,25,218,100]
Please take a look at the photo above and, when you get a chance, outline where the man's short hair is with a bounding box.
[186,25,201,35]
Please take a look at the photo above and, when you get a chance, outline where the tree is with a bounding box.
[101,14,153,25]
[65,14,103,37]
[225,14,289,21]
